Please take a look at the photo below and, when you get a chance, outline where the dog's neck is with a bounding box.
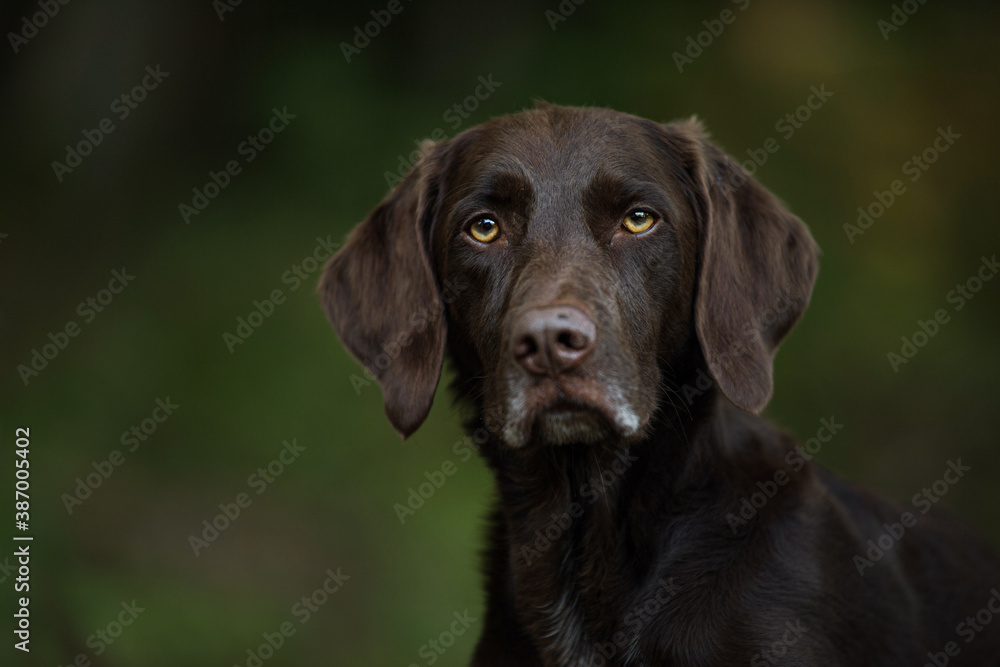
[474,375,779,664]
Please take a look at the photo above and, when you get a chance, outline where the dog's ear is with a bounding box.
[662,119,819,413]
[318,142,448,439]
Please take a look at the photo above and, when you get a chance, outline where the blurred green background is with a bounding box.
[1,0,998,664]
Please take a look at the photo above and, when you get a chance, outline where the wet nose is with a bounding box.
[511,305,596,376]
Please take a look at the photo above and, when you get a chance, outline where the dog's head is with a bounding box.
[320,105,818,447]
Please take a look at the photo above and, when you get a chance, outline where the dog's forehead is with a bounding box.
[452,107,665,192]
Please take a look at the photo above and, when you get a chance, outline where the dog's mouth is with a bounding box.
[530,398,613,445]
[500,375,645,447]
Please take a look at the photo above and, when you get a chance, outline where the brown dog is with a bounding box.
[319,104,1000,665]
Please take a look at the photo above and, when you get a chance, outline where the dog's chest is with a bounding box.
[504,484,663,664]
[503,488,757,665]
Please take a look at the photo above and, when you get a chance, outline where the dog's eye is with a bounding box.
[468,217,500,243]
[622,210,657,234]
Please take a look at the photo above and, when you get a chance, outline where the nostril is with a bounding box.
[514,334,539,360]
[556,330,588,351]
[511,305,596,375]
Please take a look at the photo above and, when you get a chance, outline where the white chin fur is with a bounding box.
[535,410,608,445]
[499,374,641,448]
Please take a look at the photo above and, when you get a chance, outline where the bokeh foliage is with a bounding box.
[1,0,998,664]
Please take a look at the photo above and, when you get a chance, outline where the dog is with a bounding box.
[319,103,1000,665]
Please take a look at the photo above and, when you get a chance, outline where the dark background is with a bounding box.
[1,0,998,664]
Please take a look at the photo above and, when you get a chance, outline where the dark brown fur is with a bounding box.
[320,104,1000,666]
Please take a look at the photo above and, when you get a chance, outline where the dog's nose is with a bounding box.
[512,306,596,376]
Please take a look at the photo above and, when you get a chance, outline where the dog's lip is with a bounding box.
[528,396,614,444]
[522,380,604,417]
[504,375,648,446]
[539,396,598,417]
[533,391,617,425]
[528,378,624,419]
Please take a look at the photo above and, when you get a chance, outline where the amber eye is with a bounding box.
[468,217,500,243]
[622,210,657,234]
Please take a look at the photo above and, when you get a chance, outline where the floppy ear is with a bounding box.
[318,144,447,438]
[665,120,819,413]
